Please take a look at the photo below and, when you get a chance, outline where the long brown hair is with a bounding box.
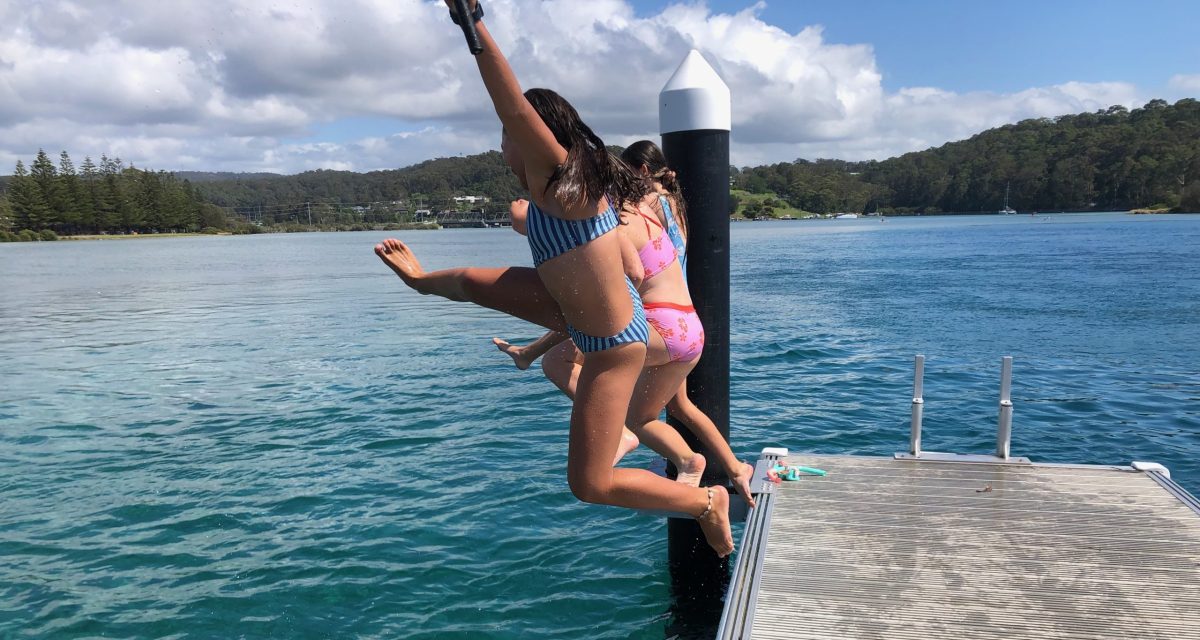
[621,140,687,240]
[522,88,647,212]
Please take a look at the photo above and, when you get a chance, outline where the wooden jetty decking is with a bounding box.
[718,451,1200,640]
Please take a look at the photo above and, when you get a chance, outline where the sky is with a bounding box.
[1,0,1197,175]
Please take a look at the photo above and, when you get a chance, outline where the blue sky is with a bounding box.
[304,0,1200,165]
[631,0,1200,93]
[1,0,1197,173]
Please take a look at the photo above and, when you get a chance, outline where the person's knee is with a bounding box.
[568,478,604,504]
[626,397,666,431]
[624,415,655,433]
[541,356,575,396]
[541,357,563,382]
[457,270,481,301]
[567,470,609,504]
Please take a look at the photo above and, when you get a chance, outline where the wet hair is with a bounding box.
[522,88,647,212]
[621,140,687,240]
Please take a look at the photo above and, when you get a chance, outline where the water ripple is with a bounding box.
[1,219,1198,638]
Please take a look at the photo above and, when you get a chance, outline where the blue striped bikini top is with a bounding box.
[526,198,618,267]
[659,195,687,273]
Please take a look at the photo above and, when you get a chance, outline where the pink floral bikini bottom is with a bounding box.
[643,301,704,363]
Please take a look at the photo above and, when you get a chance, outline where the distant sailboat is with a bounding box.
[999,183,1017,215]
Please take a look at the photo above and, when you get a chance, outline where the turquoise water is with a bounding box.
[2,213,1198,638]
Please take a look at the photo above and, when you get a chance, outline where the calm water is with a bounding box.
[2,213,1198,638]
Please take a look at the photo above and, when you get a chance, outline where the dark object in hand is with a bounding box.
[450,0,484,55]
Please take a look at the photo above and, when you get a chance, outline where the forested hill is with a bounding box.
[189,98,1199,215]
[7,99,1195,226]
[191,152,524,211]
[736,98,1200,214]
[175,171,283,183]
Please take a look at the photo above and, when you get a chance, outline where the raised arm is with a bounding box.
[444,2,567,204]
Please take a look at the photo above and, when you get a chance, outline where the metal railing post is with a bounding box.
[910,355,925,456]
[996,356,1013,459]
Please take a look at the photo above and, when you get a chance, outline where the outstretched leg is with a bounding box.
[493,329,569,371]
[567,343,732,557]
[627,358,706,487]
[669,384,756,509]
[375,238,565,331]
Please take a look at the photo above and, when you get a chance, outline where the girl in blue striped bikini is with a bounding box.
[374,0,732,556]
[496,141,757,508]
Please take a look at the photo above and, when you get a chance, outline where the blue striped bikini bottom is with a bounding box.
[566,277,649,353]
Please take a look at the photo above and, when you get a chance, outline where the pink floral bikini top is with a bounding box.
[636,208,679,282]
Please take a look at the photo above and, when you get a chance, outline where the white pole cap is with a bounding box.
[659,49,731,134]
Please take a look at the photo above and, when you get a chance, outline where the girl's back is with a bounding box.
[621,194,691,307]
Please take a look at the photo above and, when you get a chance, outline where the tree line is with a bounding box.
[193,98,1198,220]
[3,98,1196,239]
[187,151,525,216]
[734,98,1200,215]
[0,150,227,239]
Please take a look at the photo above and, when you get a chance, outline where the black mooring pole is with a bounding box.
[659,49,732,637]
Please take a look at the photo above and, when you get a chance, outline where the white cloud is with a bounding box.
[0,0,1167,175]
[860,81,1142,161]
[1168,74,1200,93]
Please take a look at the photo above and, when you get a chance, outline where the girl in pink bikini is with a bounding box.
[496,141,755,507]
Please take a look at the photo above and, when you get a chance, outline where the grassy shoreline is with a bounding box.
[62,232,230,241]
[57,222,441,241]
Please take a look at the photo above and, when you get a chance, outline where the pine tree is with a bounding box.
[9,160,52,231]
[29,150,63,230]
[116,165,144,231]
[79,156,101,233]
[97,155,122,232]
[0,193,12,231]
[158,173,192,231]
[136,169,165,231]
[181,180,202,230]
[57,150,85,234]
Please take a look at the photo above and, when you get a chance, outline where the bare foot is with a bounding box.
[612,429,639,465]
[675,452,705,487]
[492,337,536,370]
[731,461,756,509]
[697,485,734,557]
[374,238,426,291]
